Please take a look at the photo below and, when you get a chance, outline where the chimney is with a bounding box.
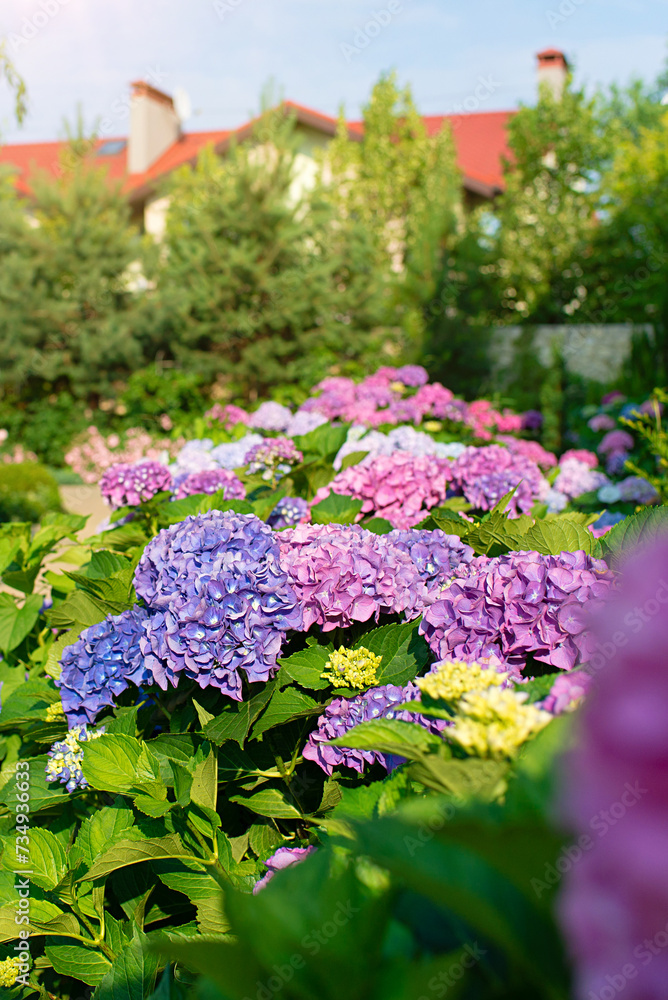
[536,48,569,100]
[128,80,180,175]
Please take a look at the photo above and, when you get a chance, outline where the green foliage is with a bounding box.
[0,462,62,523]
[146,109,390,401]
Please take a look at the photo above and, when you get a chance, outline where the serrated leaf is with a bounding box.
[357,619,430,686]
[204,682,276,747]
[70,801,136,869]
[230,787,301,819]
[83,835,191,882]
[0,898,63,942]
[310,492,364,525]
[521,518,601,557]
[409,756,508,800]
[0,756,67,813]
[328,718,443,761]
[602,506,668,559]
[2,827,66,890]
[45,941,112,986]
[251,686,321,738]
[248,822,283,857]
[92,929,159,1000]
[80,734,143,794]
[278,644,332,690]
[190,749,218,812]
[196,895,231,935]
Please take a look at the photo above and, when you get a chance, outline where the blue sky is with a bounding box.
[0,0,666,143]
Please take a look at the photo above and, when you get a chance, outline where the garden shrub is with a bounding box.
[0,462,62,522]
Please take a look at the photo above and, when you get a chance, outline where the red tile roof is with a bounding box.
[0,101,514,203]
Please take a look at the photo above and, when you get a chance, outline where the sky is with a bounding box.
[0,0,666,143]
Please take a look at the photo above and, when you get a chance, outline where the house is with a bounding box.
[0,49,568,238]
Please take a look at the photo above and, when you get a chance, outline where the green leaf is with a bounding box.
[278,644,332,690]
[251,686,321,738]
[360,517,394,534]
[409,757,508,800]
[293,423,349,461]
[45,941,112,986]
[153,864,219,902]
[196,894,231,935]
[248,823,283,857]
[159,494,254,527]
[328,718,443,761]
[93,929,159,1000]
[70,801,136,869]
[190,749,218,812]
[520,517,601,557]
[81,734,143,794]
[1,828,66,890]
[83,835,191,882]
[0,756,68,813]
[230,787,302,819]
[0,898,64,942]
[310,492,364,525]
[602,506,668,559]
[204,682,276,747]
[357,619,430,687]
[0,593,42,654]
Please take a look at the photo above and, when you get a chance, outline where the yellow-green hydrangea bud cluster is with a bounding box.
[322,646,382,690]
[417,659,505,702]
[45,725,104,792]
[45,701,65,722]
[0,956,23,987]
[449,687,552,760]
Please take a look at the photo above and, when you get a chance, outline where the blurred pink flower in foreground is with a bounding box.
[559,539,668,1000]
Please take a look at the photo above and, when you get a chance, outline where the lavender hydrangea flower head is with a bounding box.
[249,401,294,432]
[46,725,104,792]
[174,469,246,501]
[278,523,427,631]
[285,410,328,438]
[245,438,303,483]
[388,529,474,598]
[100,460,173,508]
[209,434,264,470]
[617,476,659,505]
[136,512,302,699]
[253,846,316,893]
[303,681,446,775]
[450,445,546,517]
[58,607,153,725]
[598,429,634,456]
[553,457,608,500]
[267,496,310,530]
[420,550,613,679]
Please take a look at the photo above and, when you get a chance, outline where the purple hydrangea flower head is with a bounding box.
[303,681,446,775]
[388,529,474,598]
[249,401,294,432]
[617,476,658,505]
[312,453,453,529]
[450,445,546,517]
[558,540,668,1000]
[598,429,634,456]
[592,510,626,533]
[174,469,246,501]
[605,451,630,476]
[253,846,316,893]
[588,413,616,433]
[420,550,614,680]
[135,512,302,699]
[57,607,153,725]
[522,410,543,431]
[278,523,427,631]
[539,669,592,715]
[496,436,557,470]
[267,496,310,530]
[394,364,430,386]
[100,460,173,508]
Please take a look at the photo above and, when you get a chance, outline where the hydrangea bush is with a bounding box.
[1,367,667,999]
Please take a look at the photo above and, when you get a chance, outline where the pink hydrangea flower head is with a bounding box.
[588,413,616,433]
[311,453,453,529]
[278,522,427,631]
[559,540,668,1000]
[561,449,599,469]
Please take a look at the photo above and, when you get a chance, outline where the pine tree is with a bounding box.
[148,109,390,402]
